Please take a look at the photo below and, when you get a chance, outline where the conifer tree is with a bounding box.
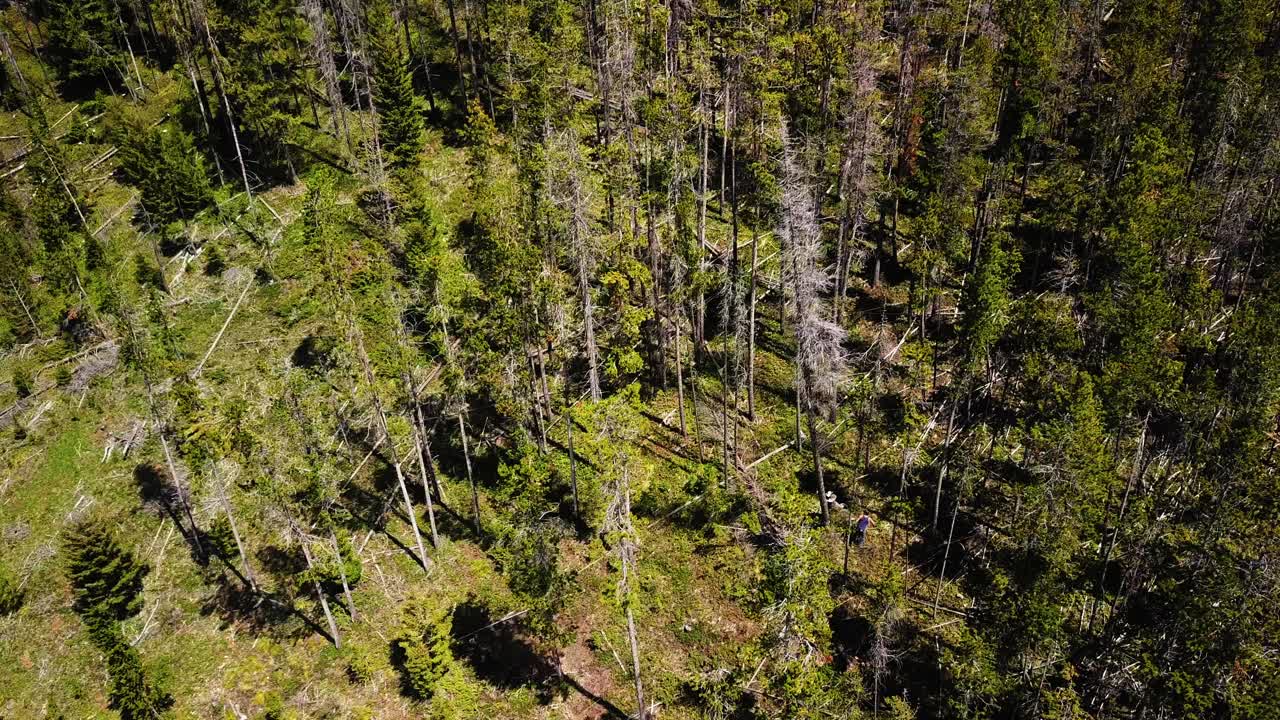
[958,227,1019,376]
[63,517,149,624]
[42,0,128,90]
[102,639,172,720]
[0,566,22,615]
[27,125,91,305]
[394,601,454,700]
[63,517,170,719]
[779,126,845,525]
[0,226,40,343]
[369,0,426,170]
[114,117,214,225]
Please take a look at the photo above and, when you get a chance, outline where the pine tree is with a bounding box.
[63,517,170,718]
[114,115,214,225]
[958,227,1020,376]
[26,125,90,302]
[780,125,846,525]
[0,226,40,344]
[205,0,310,180]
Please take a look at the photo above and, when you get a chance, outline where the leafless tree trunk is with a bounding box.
[780,124,847,525]
[695,86,709,358]
[606,464,647,720]
[298,532,341,647]
[554,133,602,401]
[355,336,430,570]
[674,313,687,437]
[933,399,960,528]
[215,467,255,591]
[458,411,481,534]
[172,19,223,184]
[933,486,961,618]
[414,402,446,502]
[1089,414,1148,633]
[870,601,900,716]
[0,27,29,97]
[409,400,441,549]
[746,228,758,420]
[334,0,393,222]
[440,0,468,98]
[303,0,354,154]
[646,198,667,386]
[566,394,581,522]
[393,311,441,548]
[112,0,145,97]
[330,530,357,621]
[527,352,549,452]
[8,280,40,338]
[158,428,205,559]
[190,0,252,196]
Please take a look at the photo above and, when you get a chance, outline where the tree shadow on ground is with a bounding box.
[562,674,630,719]
[448,599,565,704]
[906,516,976,580]
[132,462,210,566]
[198,579,332,642]
[424,494,483,544]
[829,603,874,671]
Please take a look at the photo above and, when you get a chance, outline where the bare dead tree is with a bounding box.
[188,0,252,197]
[119,305,206,561]
[292,522,341,648]
[869,591,903,716]
[605,461,647,720]
[0,26,29,98]
[833,28,884,324]
[331,0,393,222]
[213,460,256,591]
[354,333,431,571]
[780,124,847,525]
[302,0,354,155]
[379,291,444,550]
[550,130,602,401]
[329,529,357,621]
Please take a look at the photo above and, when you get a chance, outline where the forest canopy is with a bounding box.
[0,0,1277,717]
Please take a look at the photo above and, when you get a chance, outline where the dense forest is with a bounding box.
[0,0,1277,717]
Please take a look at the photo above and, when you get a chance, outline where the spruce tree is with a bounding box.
[0,566,22,615]
[26,126,89,300]
[958,228,1020,375]
[369,1,426,170]
[115,118,214,225]
[394,602,454,700]
[103,638,171,720]
[42,0,127,89]
[63,517,149,623]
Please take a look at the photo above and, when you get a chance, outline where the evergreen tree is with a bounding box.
[63,517,149,623]
[206,0,309,180]
[394,601,454,700]
[26,125,90,303]
[0,566,22,615]
[42,0,127,90]
[958,228,1020,375]
[369,0,426,170]
[102,637,172,720]
[113,115,214,225]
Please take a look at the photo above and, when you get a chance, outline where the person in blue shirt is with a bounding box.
[853,513,874,547]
